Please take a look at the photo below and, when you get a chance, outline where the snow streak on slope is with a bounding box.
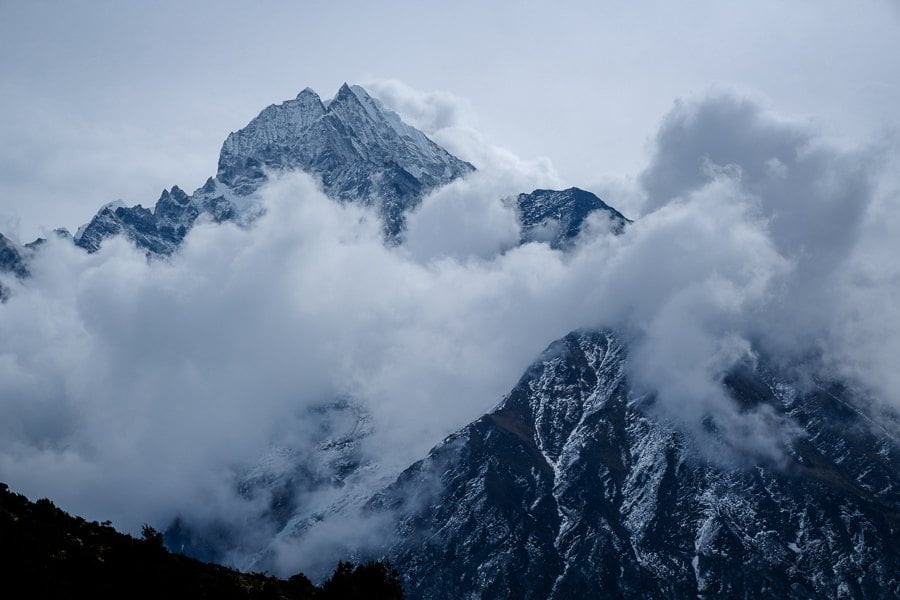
[365,331,900,599]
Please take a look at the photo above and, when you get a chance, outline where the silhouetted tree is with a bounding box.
[1,482,406,599]
[320,560,404,599]
[141,524,164,548]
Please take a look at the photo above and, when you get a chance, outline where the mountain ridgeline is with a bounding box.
[367,331,900,598]
[2,84,899,599]
[70,83,475,255]
[0,84,618,266]
[218,84,474,237]
[0,482,404,599]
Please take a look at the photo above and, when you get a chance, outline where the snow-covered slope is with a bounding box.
[516,187,630,249]
[73,178,240,255]
[361,331,900,599]
[218,83,474,237]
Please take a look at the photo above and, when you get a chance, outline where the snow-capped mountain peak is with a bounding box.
[216,83,474,236]
[61,84,474,255]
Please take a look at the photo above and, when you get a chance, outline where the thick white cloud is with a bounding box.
[0,173,573,534]
[371,77,562,262]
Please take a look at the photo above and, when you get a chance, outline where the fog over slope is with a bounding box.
[0,88,897,556]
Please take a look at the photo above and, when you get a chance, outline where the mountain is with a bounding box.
[359,331,900,599]
[218,84,474,237]
[516,187,630,249]
[73,180,238,255]
[72,84,474,256]
[11,86,624,266]
[4,84,642,582]
[0,233,30,279]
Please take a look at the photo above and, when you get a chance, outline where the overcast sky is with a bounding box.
[1,0,899,240]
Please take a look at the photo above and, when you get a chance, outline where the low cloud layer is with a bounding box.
[1,89,898,577]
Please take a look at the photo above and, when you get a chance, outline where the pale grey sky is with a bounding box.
[1,0,898,240]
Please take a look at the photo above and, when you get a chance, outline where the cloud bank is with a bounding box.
[0,88,898,577]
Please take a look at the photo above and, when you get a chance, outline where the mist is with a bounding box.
[1,88,898,577]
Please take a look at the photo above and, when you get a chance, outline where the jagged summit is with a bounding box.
[72,179,237,255]
[14,85,627,264]
[217,83,475,235]
[65,84,476,256]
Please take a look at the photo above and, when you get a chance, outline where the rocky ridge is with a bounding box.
[6,85,623,268]
[360,331,900,599]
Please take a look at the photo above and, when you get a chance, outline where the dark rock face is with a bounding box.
[73,180,235,256]
[516,187,630,250]
[371,331,900,599]
[217,84,474,237]
[0,233,30,279]
[75,202,168,255]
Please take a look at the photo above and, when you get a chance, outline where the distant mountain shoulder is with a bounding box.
[218,84,474,237]
[516,187,630,249]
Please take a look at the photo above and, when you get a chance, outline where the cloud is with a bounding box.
[363,79,474,135]
[823,137,900,413]
[639,91,873,268]
[402,166,542,263]
[0,172,572,535]
[637,90,884,356]
[371,77,562,263]
[366,77,561,186]
[1,88,898,579]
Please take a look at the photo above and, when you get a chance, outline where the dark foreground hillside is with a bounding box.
[0,482,403,599]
